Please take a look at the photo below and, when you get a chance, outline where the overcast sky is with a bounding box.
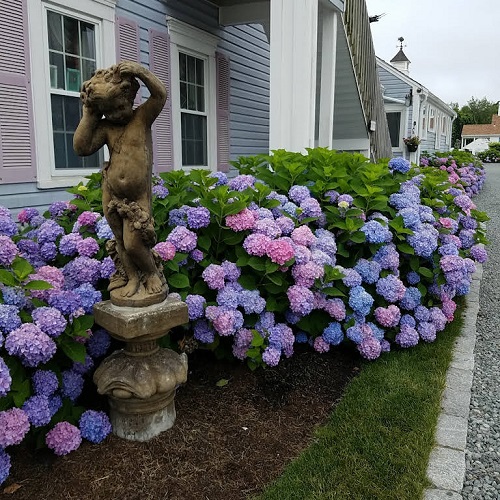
[365,0,500,108]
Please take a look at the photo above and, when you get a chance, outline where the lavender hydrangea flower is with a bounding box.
[0,408,30,447]
[469,244,487,263]
[300,197,322,218]
[79,410,112,443]
[185,294,206,320]
[395,324,419,348]
[229,174,255,191]
[373,244,399,271]
[0,236,18,266]
[288,185,311,204]
[255,311,275,334]
[87,329,111,359]
[187,207,210,229]
[417,322,437,342]
[168,208,188,227]
[46,422,82,456]
[59,233,82,256]
[262,346,281,367]
[399,287,421,311]
[166,226,197,252]
[32,369,59,396]
[408,224,439,258]
[287,285,314,316]
[357,337,382,360]
[254,218,281,239]
[239,289,266,314]
[63,256,101,287]
[193,320,215,344]
[0,357,12,397]
[77,237,100,257]
[37,219,64,244]
[209,171,228,186]
[0,448,11,485]
[32,307,67,337]
[61,370,84,401]
[48,290,83,316]
[5,324,56,367]
[0,217,18,238]
[39,242,57,261]
[376,275,406,303]
[0,304,22,335]
[202,264,226,290]
[22,395,52,427]
[17,207,39,224]
[152,184,169,199]
[341,268,363,288]
[96,218,114,239]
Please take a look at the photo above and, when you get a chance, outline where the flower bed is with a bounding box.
[0,148,488,483]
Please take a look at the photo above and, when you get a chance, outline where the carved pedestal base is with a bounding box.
[93,296,189,441]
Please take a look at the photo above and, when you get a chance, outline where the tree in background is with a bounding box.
[451,97,499,148]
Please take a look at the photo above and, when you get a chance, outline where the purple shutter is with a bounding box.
[115,15,141,106]
[216,52,230,172]
[149,29,174,172]
[0,0,36,184]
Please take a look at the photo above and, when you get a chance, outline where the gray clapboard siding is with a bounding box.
[377,65,411,100]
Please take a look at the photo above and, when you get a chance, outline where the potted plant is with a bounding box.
[403,136,421,152]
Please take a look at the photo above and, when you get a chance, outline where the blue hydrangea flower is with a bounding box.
[0,449,11,485]
[399,287,421,311]
[61,370,84,402]
[0,304,22,334]
[322,322,343,345]
[32,369,59,396]
[79,410,112,443]
[186,294,207,320]
[388,157,411,174]
[22,395,52,427]
[187,207,210,229]
[354,259,381,285]
[87,329,111,359]
[288,185,311,204]
[348,286,374,316]
[74,283,102,314]
[193,320,215,344]
[361,220,392,244]
[0,357,12,397]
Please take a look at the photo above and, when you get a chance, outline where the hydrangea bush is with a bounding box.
[0,148,488,484]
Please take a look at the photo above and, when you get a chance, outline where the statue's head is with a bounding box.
[80,65,140,124]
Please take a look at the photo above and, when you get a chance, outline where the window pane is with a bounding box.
[83,153,100,169]
[179,53,186,81]
[64,16,80,55]
[65,56,81,92]
[386,112,401,148]
[47,11,63,51]
[53,133,66,169]
[187,84,196,111]
[195,58,204,86]
[51,95,64,130]
[49,52,64,89]
[181,113,207,166]
[80,22,95,59]
[82,59,96,83]
[197,86,205,112]
[66,134,84,168]
[64,96,80,131]
[180,82,187,109]
[187,56,196,84]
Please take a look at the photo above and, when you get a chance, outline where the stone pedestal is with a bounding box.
[93,295,188,441]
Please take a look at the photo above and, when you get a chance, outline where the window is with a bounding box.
[168,18,218,171]
[387,112,402,148]
[27,0,116,188]
[47,11,100,169]
[421,106,427,140]
[428,108,435,131]
[179,53,207,167]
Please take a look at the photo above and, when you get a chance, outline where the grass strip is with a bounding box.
[257,307,464,500]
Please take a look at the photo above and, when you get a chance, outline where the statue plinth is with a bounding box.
[93,296,189,441]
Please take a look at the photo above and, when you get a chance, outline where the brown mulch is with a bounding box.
[3,346,359,500]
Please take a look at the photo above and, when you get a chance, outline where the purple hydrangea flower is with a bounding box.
[239,289,266,314]
[373,244,399,271]
[22,395,52,427]
[376,275,406,303]
[48,201,71,218]
[0,357,12,397]
[77,237,100,257]
[0,304,22,335]
[61,370,84,402]
[0,449,11,485]
[47,290,83,316]
[288,185,311,204]
[202,264,226,290]
[37,219,64,244]
[313,336,330,353]
[342,268,363,288]
[32,369,59,396]
[0,236,18,266]
[209,171,228,186]
[185,294,206,320]
[229,174,255,191]
[0,408,30,447]
[0,217,18,238]
[187,207,210,229]
[40,242,57,261]
[168,208,188,227]
[399,287,421,311]
[400,314,416,328]
[152,184,169,199]
[300,197,322,218]
[17,207,39,224]
[87,329,111,359]
[262,346,281,367]
[32,307,67,337]
[275,216,295,236]
[395,324,419,348]
[72,354,94,375]
[469,244,487,263]
[221,260,240,282]
[63,256,101,287]
[287,285,314,316]
[193,320,215,344]
[408,224,439,258]
[357,337,382,360]
[5,324,56,367]
[59,233,82,256]
[417,321,437,342]
[166,226,197,252]
[46,421,82,456]
[79,410,112,443]
[254,218,281,239]
[255,312,275,334]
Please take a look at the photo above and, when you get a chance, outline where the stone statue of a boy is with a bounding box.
[74,61,168,306]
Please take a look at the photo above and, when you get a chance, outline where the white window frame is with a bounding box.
[27,0,116,189]
[385,103,407,153]
[420,105,427,140]
[167,18,218,172]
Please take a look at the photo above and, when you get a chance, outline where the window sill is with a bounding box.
[37,175,91,190]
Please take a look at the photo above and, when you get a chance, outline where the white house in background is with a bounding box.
[461,111,500,154]
[376,38,456,163]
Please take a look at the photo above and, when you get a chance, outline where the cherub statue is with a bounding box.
[74,61,168,307]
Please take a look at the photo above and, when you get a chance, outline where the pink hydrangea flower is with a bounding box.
[225,208,256,231]
[154,241,176,261]
[374,305,401,328]
[266,238,295,265]
[291,225,316,247]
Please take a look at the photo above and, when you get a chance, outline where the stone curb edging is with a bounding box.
[424,264,483,500]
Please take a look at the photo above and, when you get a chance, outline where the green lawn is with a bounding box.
[256,307,464,500]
